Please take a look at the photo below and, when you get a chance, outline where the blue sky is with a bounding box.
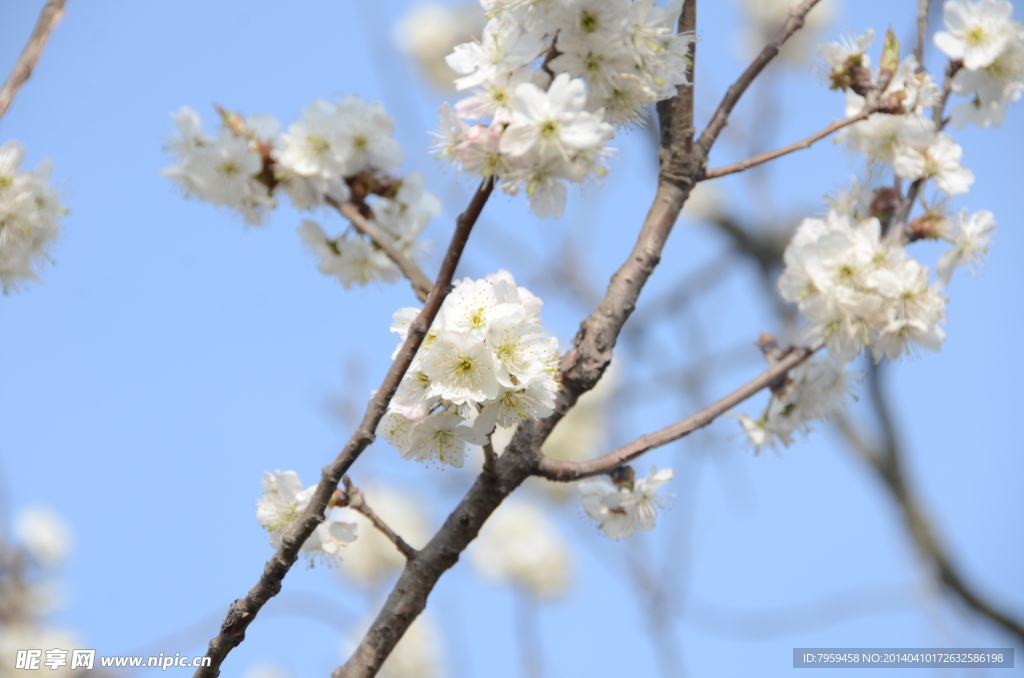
[1,0,1021,676]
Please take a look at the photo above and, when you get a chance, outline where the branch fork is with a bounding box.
[338,477,418,560]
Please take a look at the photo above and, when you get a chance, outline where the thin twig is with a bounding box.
[915,0,930,65]
[341,477,417,559]
[0,0,67,122]
[329,198,434,303]
[887,60,961,245]
[535,346,816,481]
[696,0,823,156]
[836,364,1024,644]
[703,111,871,179]
[194,178,494,678]
[482,438,498,476]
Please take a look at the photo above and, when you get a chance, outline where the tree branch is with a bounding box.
[0,0,67,122]
[328,198,434,303]
[695,0,823,157]
[482,438,498,476]
[194,178,494,678]
[837,363,1024,645]
[703,111,871,180]
[332,3,827,673]
[535,346,815,481]
[340,477,417,560]
[887,60,961,244]
[915,0,930,65]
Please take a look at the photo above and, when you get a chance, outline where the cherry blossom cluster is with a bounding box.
[377,270,560,469]
[578,465,674,540]
[434,0,694,218]
[939,0,1024,127]
[796,1,1013,360]
[778,207,950,363]
[734,355,860,453]
[161,101,440,290]
[0,142,65,294]
[731,1,1014,451]
[256,470,357,566]
[831,32,975,195]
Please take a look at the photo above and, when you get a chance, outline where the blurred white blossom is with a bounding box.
[255,471,357,566]
[0,141,65,294]
[472,500,572,598]
[393,3,485,90]
[579,466,674,540]
[15,508,72,569]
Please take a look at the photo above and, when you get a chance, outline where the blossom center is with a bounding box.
[579,11,599,33]
[965,25,989,47]
[306,135,330,156]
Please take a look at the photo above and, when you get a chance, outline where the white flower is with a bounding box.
[376,409,416,451]
[455,67,535,123]
[334,97,404,175]
[818,28,875,89]
[277,99,349,179]
[733,412,792,452]
[310,521,358,558]
[937,209,997,283]
[256,470,306,547]
[579,466,674,539]
[893,129,975,196]
[382,271,558,465]
[841,112,930,165]
[422,331,501,405]
[403,411,488,468]
[553,0,630,42]
[788,357,861,421]
[15,507,72,568]
[255,471,356,565]
[501,149,572,218]
[872,317,947,361]
[371,171,441,244]
[166,106,212,157]
[777,201,948,364]
[459,123,509,178]
[486,313,559,387]
[934,0,1018,70]
[0,141,65,293]
[390,370,437,421]
[548,38,636,96]
[474,377,557,435]
[161,111,273,225]
[298,220,399,289]
[950,34,1024,127]
[500,74,614,160]
[587,72,658,127]
[472,501,572,598]
[446,14,547,91]
[734,357,861,451]
[276,97,402,180]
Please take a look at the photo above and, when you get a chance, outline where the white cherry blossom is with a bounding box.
[934,0,1018,70]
